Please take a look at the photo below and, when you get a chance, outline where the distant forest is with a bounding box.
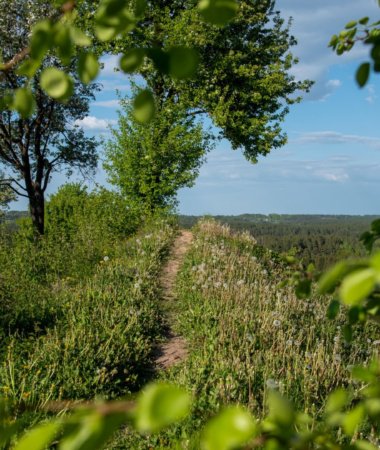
[180,214,377,270]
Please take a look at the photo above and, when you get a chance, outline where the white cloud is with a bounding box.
[294,131,380,149]
[366,84,377,104]
[278,0,379,99]
[92,99,121,108]
[314,169,349,183]
[74,116,117,131]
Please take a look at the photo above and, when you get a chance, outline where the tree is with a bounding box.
[0,170,15,220]
[0,0,98,234]
[91,0,311,162]
[104,94,214,213]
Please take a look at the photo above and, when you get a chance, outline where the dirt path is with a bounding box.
[155,230,193,369]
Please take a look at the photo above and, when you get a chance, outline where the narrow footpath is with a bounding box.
[155,230,193,369]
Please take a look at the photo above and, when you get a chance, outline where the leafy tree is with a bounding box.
[0,170,15,219]
[104,94,214,213]
[93,0,311,162]
[0,0,98,234]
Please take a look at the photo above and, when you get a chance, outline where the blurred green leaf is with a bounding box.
[134,0,147,18]
[60,411,126,450]
[95,0,136,41]
[17,59,41,78]
[135,383,191,433]
[198,0,238,26]
[70,27,92,47]
[340,268,376,306]
[266,391,295,428]
[345,20,357,29]
[371,219,380,234]
[318,261,348,294]
[342,405,365,437]
[295,279,311,299]
[133,90,156,123]
[201,406,257,450]
[343,324,353,342]
[40,67,74,101]
[168,47,199,79]
[78,52,100,84]
[356,62,370,87]
[325,389,348,415]
[327,299,340,319]
[54,23,74,65]
[358,17,370,25]
[14,421,60,450]
[120,49,145,73]
[355,440,379,450]
[12,87,36,118]
[30,20,53,62]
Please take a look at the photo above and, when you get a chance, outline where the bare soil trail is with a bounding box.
[155,229,193,369]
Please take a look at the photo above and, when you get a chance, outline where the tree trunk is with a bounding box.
[29,186,45,235]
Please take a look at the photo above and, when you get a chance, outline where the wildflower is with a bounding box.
[333,336,340,343]
[373,340,380,345]
[103,256,109,262]
[237,279,244,286]
[273,319,281,328]
[286,339,293,346]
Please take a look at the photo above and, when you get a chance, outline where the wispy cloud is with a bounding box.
[294,131,380,149]
[92,99,121,108]
[74,116,117,131]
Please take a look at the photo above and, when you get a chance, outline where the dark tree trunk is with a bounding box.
[29,186,45,235]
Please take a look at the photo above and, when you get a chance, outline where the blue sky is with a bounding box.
[11,0,380,214]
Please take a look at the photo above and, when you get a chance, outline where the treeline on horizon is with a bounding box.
[180,214,378,270]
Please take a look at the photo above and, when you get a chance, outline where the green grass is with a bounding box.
[116,219,379,448]
[0,217,176,412]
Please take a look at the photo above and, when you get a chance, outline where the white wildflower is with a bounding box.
[273,319,281,328]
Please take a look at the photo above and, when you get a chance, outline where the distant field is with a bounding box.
[179,214,378,269]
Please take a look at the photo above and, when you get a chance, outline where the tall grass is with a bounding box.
[0,217,176,412]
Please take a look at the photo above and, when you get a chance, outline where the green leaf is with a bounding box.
[198,0,239,26]
[295,279,312,299]
[342,405,365,437]
[168,47,199,79]
[134,0,147,18]
[343,324,353,343]
[135,383,191,433]
[12,87,36,118]
[133,90,156,123]
[30,20,53,62]
[70,27,92,47]
[54,23,74,65]
[355,440,378,450]
[267,391,295,428]
[340,268,376,306]
[358,17,369,25]
[60,412,126,450]
[327,299,340,319]
[14,422,60,450]
[95,0,136,41]
[345,20,357,29]
[201,406,257,450]
[40,68,74,101]
[119,49,145,73]
[78,52,100,84]
[356,62,370,88]
[16,59,41,78]
[325,388,348,415]
[318,261,348,294]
